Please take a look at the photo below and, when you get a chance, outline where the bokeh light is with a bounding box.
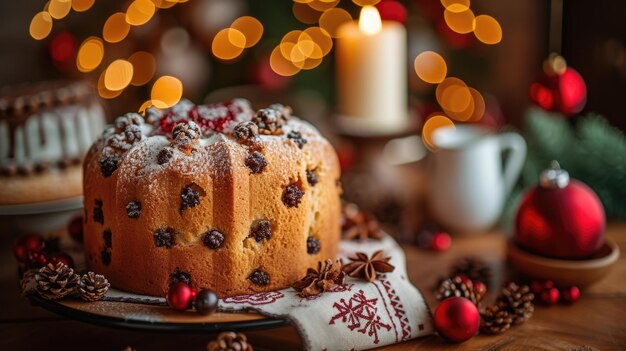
[48,0,72,20]
[128,51,156,86]
[308,0,340,12]
[76,37,104,72]
[319,8,352,38]
[353,0,381,6]
[103,13,131,43]
[473,15,502,44]
[414,51,447,84]
[293,2,322,24]
[126,0,156,26]
[104,59,134,91]
[97,71,122,99]
[71,0,95,12]
[422,114,456,151]
[231,16,264,48]
[212,28,245,60]
[441,0,470,13]
[467,88,485,122]
[151,76,183,108]
[444,8,475,34]
[303,27,333,56]
[436,77,472,115]
[270,45,301,77]
[29,12,53,40]
[152,0,177,9]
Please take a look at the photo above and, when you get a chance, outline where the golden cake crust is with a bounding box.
[83,101,341,297]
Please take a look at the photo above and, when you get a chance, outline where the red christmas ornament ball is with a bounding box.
[530,54,587,116]
[13,234,45,262]
[473,280,487,297]
[434,297,480,343]
[167,282,194,311]
[515,163,605,259]
[25,251,48,270]
[47,252,74,269]
[431,231,451,252]
[376,1,408,24]
[561,286,581,304]
[540,287,560,305]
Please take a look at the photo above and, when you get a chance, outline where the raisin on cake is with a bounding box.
[82,99,342,297]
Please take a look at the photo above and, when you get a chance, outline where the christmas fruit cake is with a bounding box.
[0,81,106,205]
[82,99,341,297]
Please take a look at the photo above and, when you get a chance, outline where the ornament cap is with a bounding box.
[539,161,570,189]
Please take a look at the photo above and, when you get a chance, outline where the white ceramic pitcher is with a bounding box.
[428,125,526,234]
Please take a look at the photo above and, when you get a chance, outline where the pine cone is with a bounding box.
[207,332,253,351]
[496,282,534,325]
[78,271,111,301]
[480,304,513,334]
[451,257,492,286]
[35,262,79,300]
[292,259,345,297]
[436,275,484,306]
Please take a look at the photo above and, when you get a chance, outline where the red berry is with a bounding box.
[473,280,487,296]
[25,251,48,269]
[543,280,555,290]
[561,286,580,304]
[13,234,44,262]
[167,282,194,311]
[531,280,544,295]
[68,216,83,243]
[540,287,560,305]
[48,252,74,269]
[431,231,451,252]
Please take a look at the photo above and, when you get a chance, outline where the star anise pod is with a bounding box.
[343,250,395,282]
[292,259,345,297]
[341,202,383,241]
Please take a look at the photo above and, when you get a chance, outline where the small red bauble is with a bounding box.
[13,234,44,262]
[531,280,544,295]
[167,282,194,311]
[530,54,587,116]
[561,286,581,304]
[473,280,487,297]
[515,162,605,259]
[25,251,48,269]
[431,232,451,252]
[47,252,74,269]
[540,287,560,305]
[434,297,480,343]
[68,216,84,243]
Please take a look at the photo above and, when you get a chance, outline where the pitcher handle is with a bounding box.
[498,132,527,196]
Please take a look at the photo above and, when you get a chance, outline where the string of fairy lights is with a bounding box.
[28,0,503,144]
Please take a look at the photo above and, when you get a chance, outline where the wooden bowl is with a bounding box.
[507,239,620,288]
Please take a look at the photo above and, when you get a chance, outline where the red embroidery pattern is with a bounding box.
[221,291,284,305]
[379,278,411,341]
[329,290,392,344]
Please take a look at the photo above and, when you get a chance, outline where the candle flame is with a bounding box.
[358,6,382,35]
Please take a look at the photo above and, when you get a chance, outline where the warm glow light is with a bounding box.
[292,2,322,24]
[353,0,381,6]
[473,15,502,45]
[270,45,301,77]
[29,12,53,40]
[436,77,472,115]
[151,0,177,9]
[303,27,333,56]
[231,16,264,48]
[422,115,456,151]
[212,28,245,60]
[444,8,475,34]
[97,71,122,99]
[126,0,156,26]
[128,51,156,86]
[104,59,134,91]
[139,100,166,114]
[48,0,71,20]
[76,37,104,72]
[441,0,470,13]
[103,13,131,43]
[319,8,352,38]
[414,51,447,84]
[359,6,382,35]
[72,0,95,12]
[307,0,339,12]
[467,88,485,122]
[151,76,183,108]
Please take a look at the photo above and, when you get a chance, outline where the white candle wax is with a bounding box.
[336,7,408,134]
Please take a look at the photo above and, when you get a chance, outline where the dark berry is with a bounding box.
[249,220,272,242]
[248,270,270,286]
[103,229,112,248]
[253,108,283,133]
[170,269,192,287]
[101,249,111,266]
[282,184,304,208]
[157,147,174,165]
[233,121,259,142]
[195,289,218,315]
[172,121,201,140]
[180,185,201,212]
[306,169,318,186]
[245,151,268,174]
[287,131,307,149]
[154,227,177,248]
[307,236,321,254]
[126,201,141,219]
[93,199,104,224]
[99,155,120,177]
[202,230,225,249]
[124,125,142,143]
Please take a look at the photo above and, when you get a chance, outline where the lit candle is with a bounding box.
[336,6,408,134]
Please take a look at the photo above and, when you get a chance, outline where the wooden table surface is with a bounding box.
[1,224,625,351]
